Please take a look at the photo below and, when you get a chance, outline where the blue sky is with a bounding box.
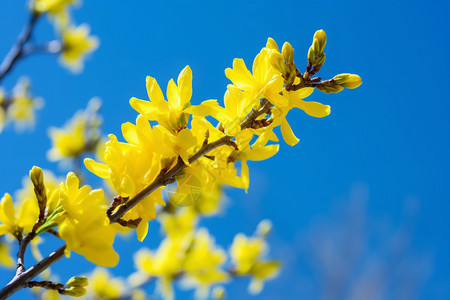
[1,0,449,299]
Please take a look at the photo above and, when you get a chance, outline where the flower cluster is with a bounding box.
[0,167,118,267]
[85,31,361,243]
[129,209,278,300]
[0,30,362,299]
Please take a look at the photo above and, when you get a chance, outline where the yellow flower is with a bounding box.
[229,229,280,295]
[57,172,119,267]
[130,66,194,132]
[0,193,39,237]
[60,24,99,72]
[182,229,229,299]
[186,85,255,136]
[159,208,197,243]
[85,119,166,241]
[229,131,279,192]
[47,98,102,162]
[6,77,43,132]
[225,47,285,107]
[269,87,330,146]
[134,241,185,300]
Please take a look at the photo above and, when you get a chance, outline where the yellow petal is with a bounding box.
[280,119,299,146]
[244,145,279,161]
[167,79,181,111]
[136,220,149,242]
[146,76,165,104]
[121,122,139,145]
[289,87,314,100]
[225,59,256,90]
[0,193,15,226]
[177,66,193,106]
[266,38,279,52]
[129,97,161,117]
[294,100,331,118]
[17,199,39,230]
[84,158,110,179]
[241,160,250,193]
[184,100,220,117]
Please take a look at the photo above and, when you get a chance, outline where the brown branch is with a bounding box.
[0,245,66,299]
[0,93,275,299]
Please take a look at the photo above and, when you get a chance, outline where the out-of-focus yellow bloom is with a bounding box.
[6,77,43,132]
[47,98,102,163]
[56,172,119,267]
[86,268,124,299]
[229,222,280,295]
[0,193,39,237]
[60,24,98,72]
[134,241,185,300]
[0,240,14,267]
[130,66,195,132]
[159,208,197,243]
[182,229,229,299]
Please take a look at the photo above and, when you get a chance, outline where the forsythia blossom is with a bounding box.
[60,24,99,72]
[47,98,102,163]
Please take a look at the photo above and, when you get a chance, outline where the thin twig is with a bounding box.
[0,12,40,83]
[0,245,66,299]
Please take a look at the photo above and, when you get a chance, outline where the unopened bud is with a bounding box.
[266,37,279,51]
[313,29,327,53]
[315,54,326,67]
[316,83,344,94]
[307,46,315,64]
[29,166,44,187]
[269,51,284,73]
[340,74,362,89]
[65,276,89,287]
[281,42,294,65]
[60,286,87,297]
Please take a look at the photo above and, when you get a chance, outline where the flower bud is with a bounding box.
[316,83,344,94]
[281,42,294,65]
[269,51,284,73]
[65,276,89,287]
[313,29,327,53]
[30,166,44,187]
[60,286,87,297]
[266,37,279,51]
[315,53,326,67]
[340,74,362,89]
